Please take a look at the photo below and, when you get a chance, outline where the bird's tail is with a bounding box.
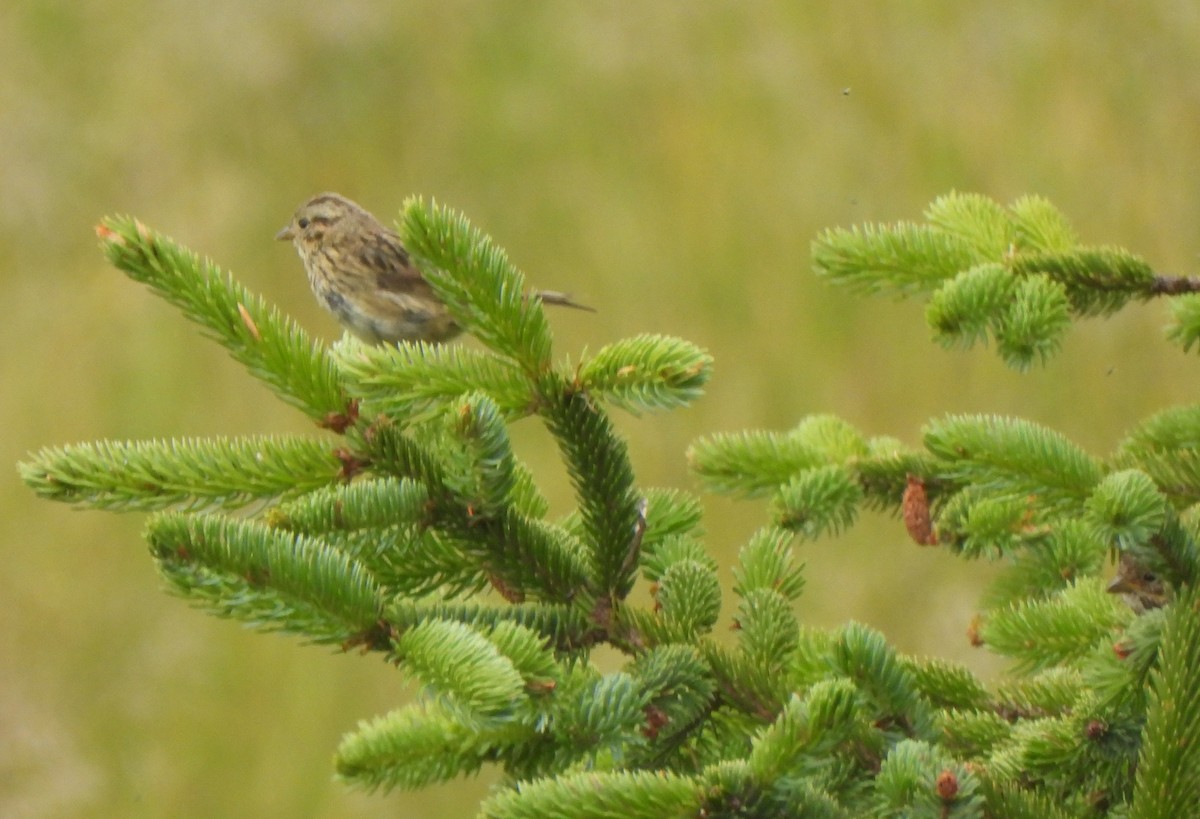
[533,289,597,312]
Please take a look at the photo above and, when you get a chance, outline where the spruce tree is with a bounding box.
[20,193,1200,817]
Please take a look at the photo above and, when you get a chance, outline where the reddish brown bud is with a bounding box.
[95,223,122,243]
[967,614,984,647]
[936,769,958,801]
[903,474,937,545]
[642,705,670,739]
[319,400,360,435]
[332,447,367,481]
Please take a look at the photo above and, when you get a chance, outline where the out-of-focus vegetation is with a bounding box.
[4,3,1199,816]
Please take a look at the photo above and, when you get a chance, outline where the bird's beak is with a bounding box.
[1106,575,1133,595]
[275,225,294,241]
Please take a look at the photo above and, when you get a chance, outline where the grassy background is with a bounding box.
[5,2,1200,816]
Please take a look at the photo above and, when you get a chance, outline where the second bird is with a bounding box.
[277,192,592,345]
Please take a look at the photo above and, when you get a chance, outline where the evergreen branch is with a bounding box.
[733,589,800,712]
[689,414,872,503]
[992,274,1071,370]
[508,460,553,518]
[874,740,983,816]
[811,222,979,295]
[417,498,591,604]
[854,444,942,512]
[399,198,553,372]
[924,414,1104,510]
[925,263,1016,350]
[1166,293,1200,353]
[361,411,550,519]
[336,699,525,792]
[1085,607,1163,708]
[538,374,642,600]
[463,509,591,603]
[479,769,698,819]
[1008,195,1079,253]
[816,195,1200,372]
[28,192,1200,812]
[20,435,341,511]
[698,760,849,817]
[981,520,1105,605]
[550,670,651,754]
[1011,247,1155,316]
[791,414,872,460]
[386,598,594,653]
[1003,699,1142,807]
[1149,274,1200,295]
[732,527,805,601]
[993,668,1082,720]
[396,620,528,715]
[654,559,722,640]
[1116,405,1200,505]
[1117,404,1200,456]
[1147,512,1200,597]
[687,430,826,497]
[936,709,1012,757]
[577,334,713,413]
[975,781,1077,819]
[147,513,386,646]
[936,489,1043,560]
[924,190,1016,260]
[832,623,935,741]
[905,658,991,711]
[745,682,861,783]
[639,534,716,582]
[333,338,532,422]
[361,424,451,495]
[1129,586,1200,818]
[1086,470,1168,552]
[487,621,560,684]
[453,391,520,515]
[317,525,489,599]
[95,216,348,420]
[612,602,681,653]
[702,634,798,723]
[640,487,705,551]
[980,583,1126,673]
[363,423,590,603]
[267,477,430,532]
[626,645,717,766]
[771,465,863,539]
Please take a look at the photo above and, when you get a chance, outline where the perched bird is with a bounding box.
[1106,553,1170,614]
[277,192,592,344]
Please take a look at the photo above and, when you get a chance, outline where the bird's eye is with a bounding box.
[297,217,309,229]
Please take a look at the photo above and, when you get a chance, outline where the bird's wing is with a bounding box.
[360,230,433,295]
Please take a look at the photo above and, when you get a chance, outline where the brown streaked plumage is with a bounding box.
[1106,553,1170,614]
[277,192,592,345]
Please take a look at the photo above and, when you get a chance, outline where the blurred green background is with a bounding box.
[5,2,1199,816]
